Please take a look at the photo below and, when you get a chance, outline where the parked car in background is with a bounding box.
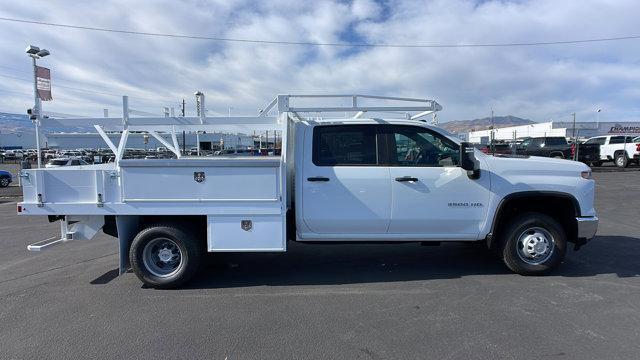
[24,149,37,160]
[583,135,640,168]
[45,157,89,168]
[43,150,58,160]
[516,136,600,164]
[0,170,12,187]
[475,141,513,155]
[1,150,23,161]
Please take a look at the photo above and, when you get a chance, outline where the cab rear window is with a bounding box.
[312,125,377,166]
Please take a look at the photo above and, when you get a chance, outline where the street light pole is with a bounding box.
[26,45,50,168]
[31,56,42,168]
[571,112,577,161]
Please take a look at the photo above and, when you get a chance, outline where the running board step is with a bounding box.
[27,235,74,251]
[26,215,103,252]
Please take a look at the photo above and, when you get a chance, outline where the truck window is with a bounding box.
[584,137,606,145]
[530,138,544,147]
[386,126,459,167]
[313,125,377,166]
[545,137,567,146]
[609,136,634,144]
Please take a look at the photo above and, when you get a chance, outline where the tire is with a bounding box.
[0,177,9,188]
[590,161,602,167]
[500,212,566,275]
[615,153,628,168]
[130,224,202,289]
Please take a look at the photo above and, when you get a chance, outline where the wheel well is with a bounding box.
[489,194,578,248]
[614,150,628,158]
[549,151,564,158]
[103,215,207,243]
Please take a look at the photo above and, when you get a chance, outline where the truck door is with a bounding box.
[383,125,491,239]
[301,124,391,234]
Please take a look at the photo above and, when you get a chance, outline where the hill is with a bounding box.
[0,112,31,133]
[0,112,92,133]
[440,115,534,133]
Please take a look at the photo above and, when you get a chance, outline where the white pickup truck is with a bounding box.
[17,94,598,288]
[583,135,640,167]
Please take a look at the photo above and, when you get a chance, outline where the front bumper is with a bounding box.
[576,216,598,239]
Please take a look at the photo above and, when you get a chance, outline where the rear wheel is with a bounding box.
[130,224,201,289]
[500,213,566,275]
[615,153,628,168]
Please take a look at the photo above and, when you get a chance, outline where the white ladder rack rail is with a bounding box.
[260,94,443,119]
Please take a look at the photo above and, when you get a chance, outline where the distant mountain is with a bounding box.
[440,115,535,133]
[0,112,92,133]
[0,112,32,133]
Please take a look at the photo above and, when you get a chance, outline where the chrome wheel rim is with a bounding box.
[617,157,625,166]
[0,178,8,186]
[516,227,555,265]
[142,238,183,277]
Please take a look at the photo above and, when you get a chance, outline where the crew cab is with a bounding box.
[583,135,640,168]
[516,136,600,164]
[16,94,598,288]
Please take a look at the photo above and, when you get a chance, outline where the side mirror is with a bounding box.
[460,142,480,179]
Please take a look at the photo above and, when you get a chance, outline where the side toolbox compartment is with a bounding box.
[207,215,285,252]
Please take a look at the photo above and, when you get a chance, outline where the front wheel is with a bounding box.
[130,224,202,289]
[0,177,9,188]
[500,213,566,275]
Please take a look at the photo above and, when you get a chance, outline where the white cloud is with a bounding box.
[0,0,639,124]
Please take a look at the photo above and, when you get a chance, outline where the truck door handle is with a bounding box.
[307,176,330,182]
[395,176,418,182]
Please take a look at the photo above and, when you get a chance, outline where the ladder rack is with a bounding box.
[35,93,443,164]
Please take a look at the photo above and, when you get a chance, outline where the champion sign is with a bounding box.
[36,66,52,101]
[609,123,640,134]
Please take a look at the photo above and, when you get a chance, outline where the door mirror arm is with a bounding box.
[460,142,481,179]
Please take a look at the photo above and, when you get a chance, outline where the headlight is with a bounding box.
[580,170,592,179]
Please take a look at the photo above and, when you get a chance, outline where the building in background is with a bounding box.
[0,131,41,149]
[466,121,640,144]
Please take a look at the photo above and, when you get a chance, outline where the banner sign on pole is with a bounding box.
[36,66,52,101]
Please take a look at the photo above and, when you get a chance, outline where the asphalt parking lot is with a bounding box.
[0,171,639,360]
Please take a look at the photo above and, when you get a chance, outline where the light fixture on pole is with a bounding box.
[596,108,602,126]
[26,45,51,168]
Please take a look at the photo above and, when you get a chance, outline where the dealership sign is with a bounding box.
[609,123,640,134]
[36,66,52,101]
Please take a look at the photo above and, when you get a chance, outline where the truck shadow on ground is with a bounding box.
[180,235,639,289]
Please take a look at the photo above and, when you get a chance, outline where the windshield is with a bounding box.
[49,160,68,165]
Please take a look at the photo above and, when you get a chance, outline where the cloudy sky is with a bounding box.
[0,0,639,123]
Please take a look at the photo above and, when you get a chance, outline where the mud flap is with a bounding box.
[115,216,139,275]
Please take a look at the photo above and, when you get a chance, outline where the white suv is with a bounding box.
[584,135,640,167]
